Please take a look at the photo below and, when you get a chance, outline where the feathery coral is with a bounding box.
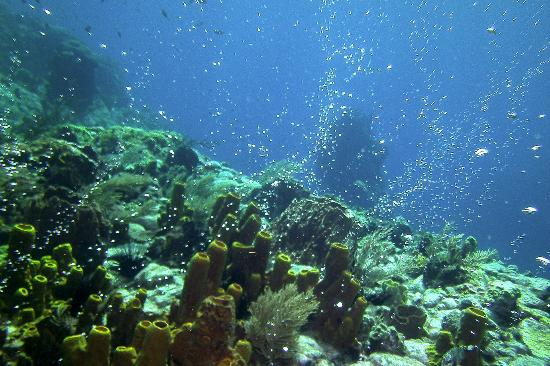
[244,283,318,364]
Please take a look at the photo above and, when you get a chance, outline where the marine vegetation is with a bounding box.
[244,284,318,364]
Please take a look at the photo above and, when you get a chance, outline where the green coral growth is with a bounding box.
[519,317,550,360]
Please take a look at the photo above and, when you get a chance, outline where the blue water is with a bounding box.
[8,0,549,275]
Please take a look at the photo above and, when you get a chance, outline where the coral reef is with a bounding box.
[1,118,548,365]
[0,9,549,364]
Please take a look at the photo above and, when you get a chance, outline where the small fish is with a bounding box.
[474,148,489,157]
[161,9,168,18]
[486,26,497,34]
[521,206,538,214]
[535,256,550,266]
[117,31,122,38]
[507,111,518,119]
[85,25,92,34]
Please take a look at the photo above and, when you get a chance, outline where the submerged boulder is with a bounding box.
[273,196,354,265]
[316,110,386,208]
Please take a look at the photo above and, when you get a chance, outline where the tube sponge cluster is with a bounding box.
[0,224,118,364]
[209,193,262,247]
[172,195,368,362]
[1,194,369,365]
[1,224,111,318]
[313,243,368,352]
[171,295,249,366]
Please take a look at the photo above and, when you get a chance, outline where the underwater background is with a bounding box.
[0,1,549,365]
[8,0,547,274]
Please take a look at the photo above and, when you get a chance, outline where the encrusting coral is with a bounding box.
[390,304,427,339]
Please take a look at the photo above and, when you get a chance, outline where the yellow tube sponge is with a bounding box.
[87,326,111,366]
[252,231,271,277]
[78,294,103,332]
[228,241,254,286]
[317,243,349,290]
[179,252,210,322]
[8,223,36,258]
[216,213,238,244]
[19,307,35,324]
[5,224,36,295]
[459,307,488,346]
[136,320,171,366]
[112,346,138,366]
[227,283,243,308]
[270,253,291,292]
[238,201,261,228]
[237,213,261,245]
[62,334,87,365]
[136,288,148,306]
[246,273,262,302]
[132,320,152,352]
[52,243,76,273]
[210,192,241,234]
[14,287,30,306]
[234,339,252,363]
[206,240,228,294]
[31,274,47,315]
[40,260,58,281]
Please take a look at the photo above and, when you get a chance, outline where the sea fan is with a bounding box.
[463,249,498,270]
[244,284,318,364]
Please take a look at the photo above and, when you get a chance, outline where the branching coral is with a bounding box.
[352,228,398,285]
[422,223,488,287]
[244,283,318,364]
[462,249,498,270]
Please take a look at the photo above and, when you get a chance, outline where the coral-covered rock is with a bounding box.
[35,139,97,190]
[518,318,550,360]
[247,178,310,220]
[487,280,524,326]
[391,304,428,339]
[367,322,406,355]
[273,196,354,265]
[166,143,199,173]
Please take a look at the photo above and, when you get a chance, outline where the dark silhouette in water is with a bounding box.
[316,110,386,207]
